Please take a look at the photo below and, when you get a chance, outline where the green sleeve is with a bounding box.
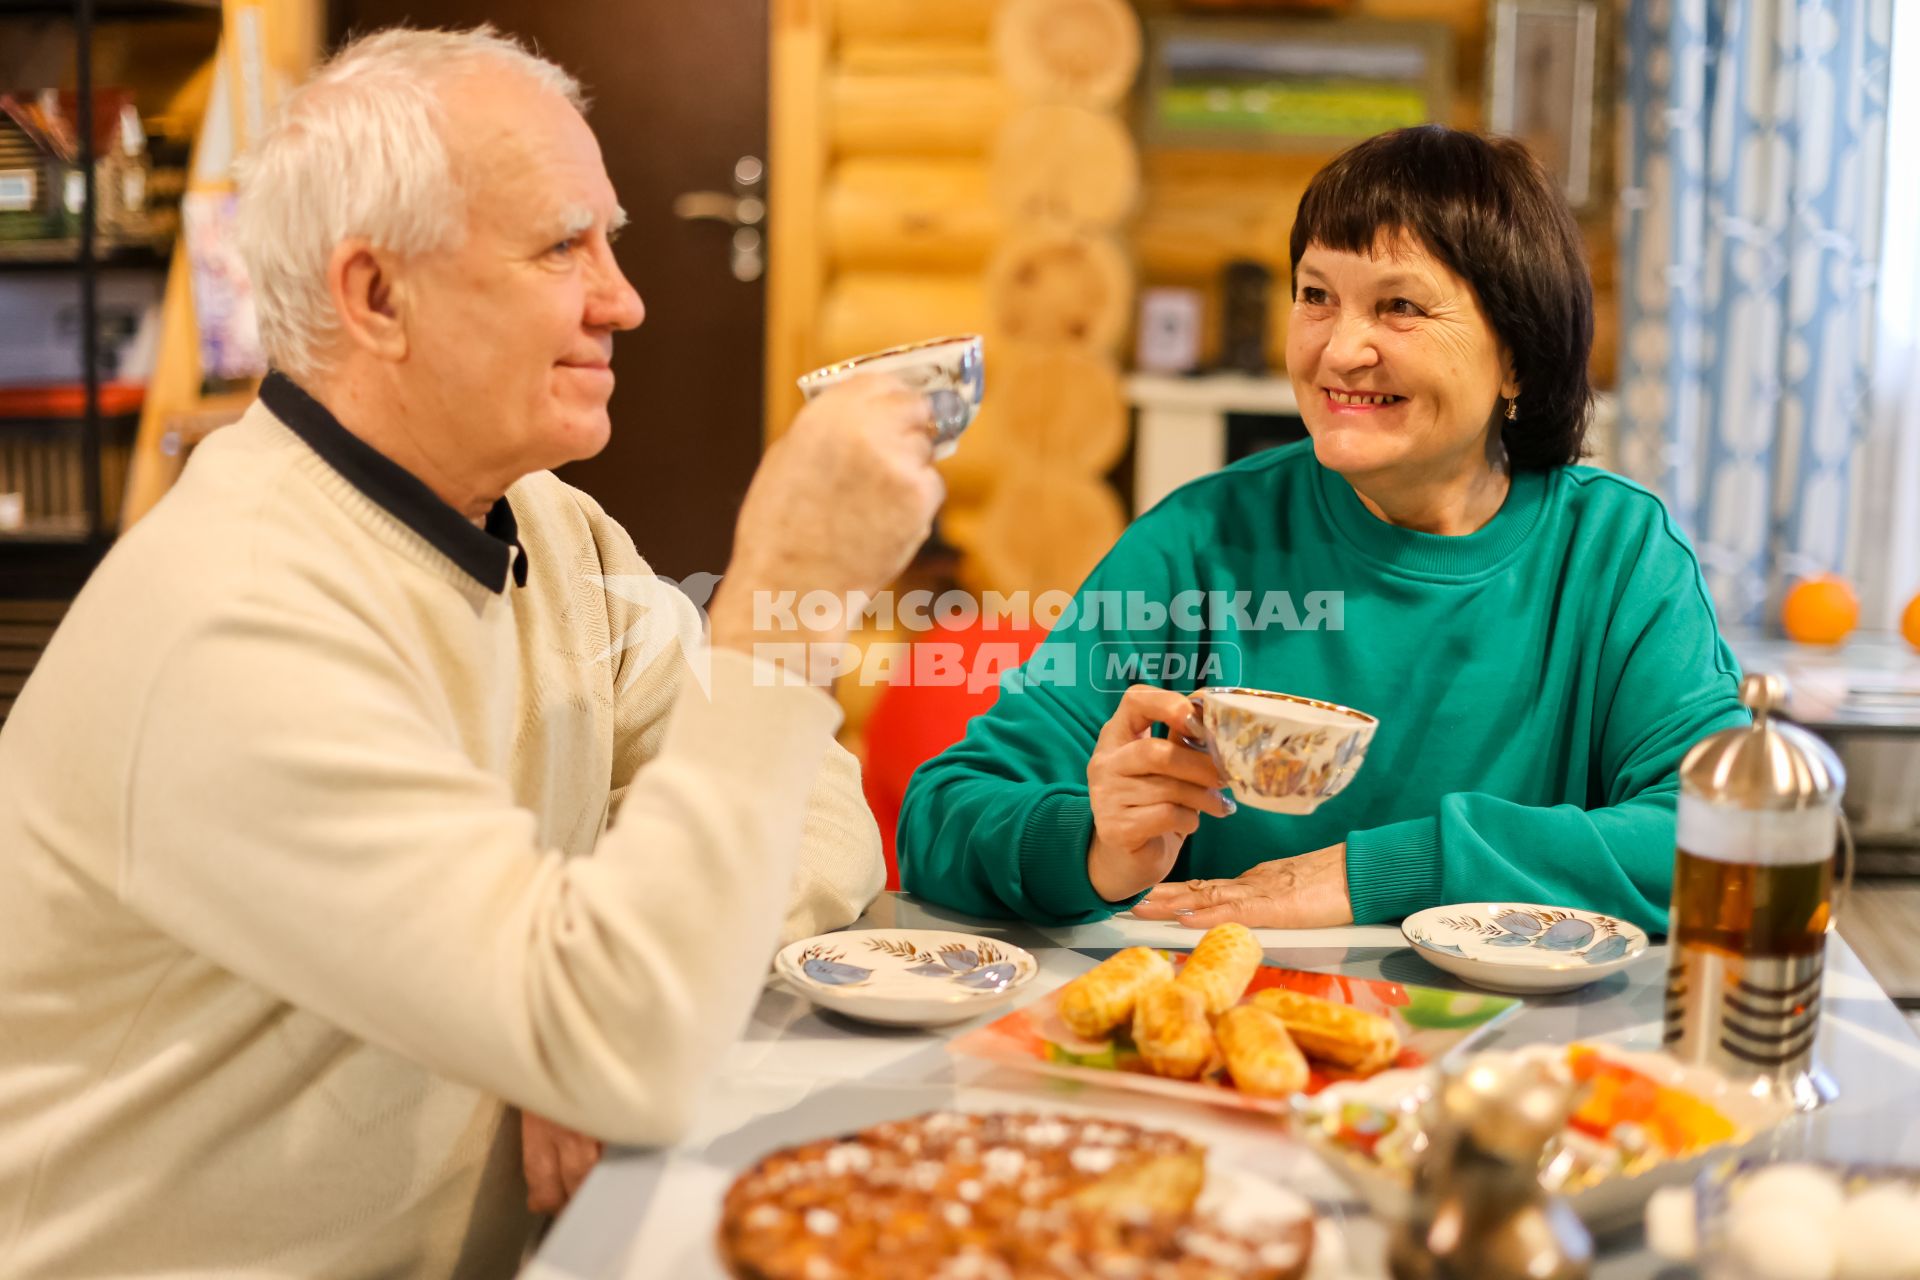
[897,518,1189,925]
[1344,508,1749,934]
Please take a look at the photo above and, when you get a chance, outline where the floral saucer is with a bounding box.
[1401,903,1650,994]
[773,929,1040,1027]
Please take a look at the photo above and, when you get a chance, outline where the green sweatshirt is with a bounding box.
[898,442,1748,932]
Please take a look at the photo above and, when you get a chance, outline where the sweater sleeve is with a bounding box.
[897,521,1189,925]
[780,741,887,942]
[122,603,838,1147]
[1343,508,1749,933]
[584,497,883,945]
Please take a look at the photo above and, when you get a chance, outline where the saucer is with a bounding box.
[1402,903,1650,994]
[774,929,1039,1027]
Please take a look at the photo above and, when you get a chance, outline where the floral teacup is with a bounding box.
[1189,686,1378,815]
[796,334,983,460]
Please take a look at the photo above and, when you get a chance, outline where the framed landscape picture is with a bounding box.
[1141,17,1453,151]
[1488,0,1603,210]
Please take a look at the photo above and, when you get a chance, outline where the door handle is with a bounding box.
[673,155,765,282]
[670,192,765,226]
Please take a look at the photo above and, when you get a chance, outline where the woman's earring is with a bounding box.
[1505,396,1519,422]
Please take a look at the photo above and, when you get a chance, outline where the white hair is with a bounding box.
[235,26,585,381]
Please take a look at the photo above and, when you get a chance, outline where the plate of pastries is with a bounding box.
[948,924,1518,1114]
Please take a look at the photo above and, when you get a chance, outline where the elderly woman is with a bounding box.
[898,126,1746,933]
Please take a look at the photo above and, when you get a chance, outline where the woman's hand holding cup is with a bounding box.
[1086,684,1235,903]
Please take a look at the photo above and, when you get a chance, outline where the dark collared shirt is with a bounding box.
[260,371,527,592]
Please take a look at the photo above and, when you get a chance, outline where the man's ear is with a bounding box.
[327,238,409,363]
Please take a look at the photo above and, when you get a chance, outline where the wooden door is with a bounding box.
[330,0,769,580]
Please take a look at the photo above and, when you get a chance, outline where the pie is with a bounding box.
[717,1110,1315,1280]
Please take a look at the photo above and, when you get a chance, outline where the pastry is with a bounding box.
[1174,924,1262,1016]
[1132,980,1215,1081]
[1216,1005,1309,1098]
[1250,987,1400,1075]
[1058,946,1174,1038]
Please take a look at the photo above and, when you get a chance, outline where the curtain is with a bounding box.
[1617,0,1896,630]
[1854,0,1920,630]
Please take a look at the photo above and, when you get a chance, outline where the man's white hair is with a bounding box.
[235,26,584,381]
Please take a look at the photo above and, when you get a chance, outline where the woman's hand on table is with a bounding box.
[1086,685,1234,902]
[521,1110,603,1214]
[1131,844,1355,929]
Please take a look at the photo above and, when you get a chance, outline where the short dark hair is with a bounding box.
[1288,126,1594,469]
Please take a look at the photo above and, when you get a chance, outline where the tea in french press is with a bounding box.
[1665,673,1851,1111]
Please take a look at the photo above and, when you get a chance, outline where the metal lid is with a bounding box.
[1679,674,1845,811]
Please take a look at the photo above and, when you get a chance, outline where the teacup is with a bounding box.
[1188,686,1378,815]
[796,334,984,460]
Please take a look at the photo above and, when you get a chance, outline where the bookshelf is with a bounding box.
[0,0,219,593]
[0,0,315,728]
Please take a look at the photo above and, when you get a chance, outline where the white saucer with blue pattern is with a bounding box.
[1402,903,1650,994]
[773,929,1040,1026]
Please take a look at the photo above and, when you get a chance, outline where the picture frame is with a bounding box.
[1135,287,1204,375]
[1140,17,1453,151]
[1488,0,1602,210]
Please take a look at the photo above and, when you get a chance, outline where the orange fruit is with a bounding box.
[1902,590,1920,653]
[1781,575,1860,646]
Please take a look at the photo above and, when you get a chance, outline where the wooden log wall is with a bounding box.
[956,0,1138,600]
[769,0,1145,745]
[774,0,1139,610]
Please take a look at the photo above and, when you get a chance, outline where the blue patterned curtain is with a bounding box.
[1617,0,1894,629]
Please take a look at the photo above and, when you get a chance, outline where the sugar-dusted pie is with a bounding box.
[717,1110,1315,1280]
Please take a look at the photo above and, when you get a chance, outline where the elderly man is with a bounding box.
[0,27,939,1278]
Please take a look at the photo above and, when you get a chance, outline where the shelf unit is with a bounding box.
[0,1,219,18]
[0,0,217,596]
[0,239,171,268]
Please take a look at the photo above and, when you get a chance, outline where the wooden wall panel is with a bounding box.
[817,272,990,366]
[824,159,998,270]
[833,0,997,45]
[766,0,830,438]
[828,73,1009,158]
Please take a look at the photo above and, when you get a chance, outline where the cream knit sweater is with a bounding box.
[0,398,884,1277]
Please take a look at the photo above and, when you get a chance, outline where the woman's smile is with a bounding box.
[1322,387,1407,413]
